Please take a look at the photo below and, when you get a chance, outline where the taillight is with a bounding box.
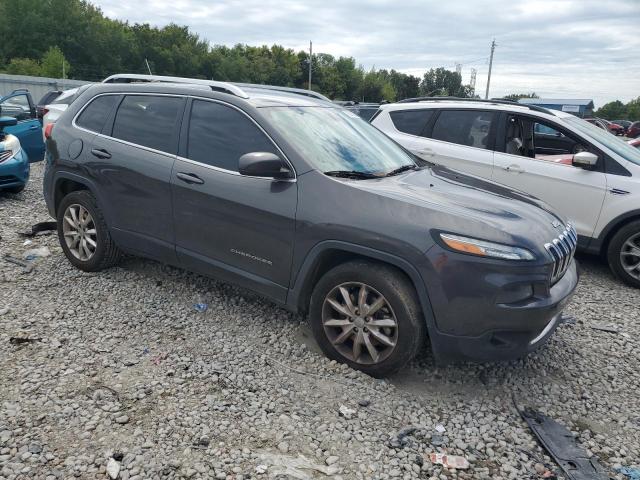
[44,123,54,140]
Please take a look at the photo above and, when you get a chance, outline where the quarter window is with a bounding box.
[76,95,119,133]
[390,110,434,136]
[112,95,183,153]
[187,100,277,171]
[431,110,494,149]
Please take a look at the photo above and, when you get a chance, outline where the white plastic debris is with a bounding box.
[106,457,120,479]
[338,405,356,419]
[22,246,51,260]
[429,452,469,469]
[435,424,446,433]
[255,464,268,474]
[257,452,333,479]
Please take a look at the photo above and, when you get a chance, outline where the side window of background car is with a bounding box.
[112,95,183,153]
[186,100,278,172]
[389,110,434,136]
[76,95,119,133]
[430,110,494,149]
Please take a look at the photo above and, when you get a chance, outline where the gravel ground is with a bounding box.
[1,163,639,480]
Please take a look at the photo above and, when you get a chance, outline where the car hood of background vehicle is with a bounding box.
[350,164,566,247]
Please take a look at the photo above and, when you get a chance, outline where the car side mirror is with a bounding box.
[238,152,293,179]
[0,116,18,133]
[572,151,598,169]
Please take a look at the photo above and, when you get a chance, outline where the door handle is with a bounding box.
[503,164,525,173]
[29,125,39,130]
[176,172,205,185]
[91,148,111,159]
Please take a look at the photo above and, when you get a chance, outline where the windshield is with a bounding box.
[564,116,640,166]
[261,106,415,175]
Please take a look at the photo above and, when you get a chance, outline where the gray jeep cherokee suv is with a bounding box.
[43,78,578,376]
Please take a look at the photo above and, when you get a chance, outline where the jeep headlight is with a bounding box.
[440,233,535,261]
[0,134,21,163]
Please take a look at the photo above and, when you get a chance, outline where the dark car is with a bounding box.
[43,78,578,375]
[628,121,640,139]
[334,100,381,121]
[36,90,63,119]
[613,119,632,136]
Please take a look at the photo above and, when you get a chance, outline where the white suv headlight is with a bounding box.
[440,233,535,261]
[0,134,21,163]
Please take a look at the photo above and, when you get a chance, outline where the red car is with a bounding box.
[628,138,640,149]
[627,121,640,138]
[585,118,624,135]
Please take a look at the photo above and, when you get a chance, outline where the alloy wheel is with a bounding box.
[620,232,640,280]
[321,282,398,365]
[62,203,97,261]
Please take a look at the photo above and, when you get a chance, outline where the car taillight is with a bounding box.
[44,123,54,140]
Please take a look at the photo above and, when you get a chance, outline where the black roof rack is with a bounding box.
[395,96,554,114]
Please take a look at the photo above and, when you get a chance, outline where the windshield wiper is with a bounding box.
[324,170,381,179]
[385,164,418,177]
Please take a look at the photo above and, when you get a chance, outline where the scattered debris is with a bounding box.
[255,464,268,474]
[123,357,139,367]
[590,324,619,334]
[516,404,608,480]
[194,303,208,312]
[151,352,167,366]
[9,337,42,345]
[616,466,640,480]
[257,452,337,479]
[560,315,577,326]
[23,246,51,261]
[3,254,34,273]
[19,221,57,237]
[430,434,447,446]
[389,426,418,448]
[338,405,356,419]
[428,453,470,470]
[106,457,121,479]
[435,424,446,433]
[358,399,370,407]
[22,239,32,246]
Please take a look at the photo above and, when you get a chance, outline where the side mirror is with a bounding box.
[238,152,293,179]
[572,151,598,169]
[0,116,18,133]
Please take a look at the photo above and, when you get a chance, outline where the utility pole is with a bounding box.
[308,41,313,90]
[485,39,496,99]
[145,58,153,75]
[62,58,65,90]
[470,68,477,97]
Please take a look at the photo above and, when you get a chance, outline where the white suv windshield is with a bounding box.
[564,116,640,166]
[262,107,415,175]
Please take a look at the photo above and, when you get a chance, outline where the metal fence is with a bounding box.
[0,73,90,102]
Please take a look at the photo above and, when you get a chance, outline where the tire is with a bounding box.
[4,184,25,194]
[57,190,121,272]
[607,220,640,289]
[309,260,426,377]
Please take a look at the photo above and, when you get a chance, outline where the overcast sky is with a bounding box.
[94,0,639,108]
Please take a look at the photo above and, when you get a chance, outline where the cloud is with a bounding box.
[93,0,639,108]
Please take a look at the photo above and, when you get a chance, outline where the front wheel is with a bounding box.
[607,220,640,288]
[309,261,426,377]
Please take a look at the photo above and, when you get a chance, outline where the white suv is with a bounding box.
[371,98,640,288]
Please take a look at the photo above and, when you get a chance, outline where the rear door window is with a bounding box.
[430,110,495,149]
[186,100,278,172]
[76,95,119,133]
[389,109,434,136]
[112,95,183,153]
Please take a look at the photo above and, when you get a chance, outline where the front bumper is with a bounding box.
[0,149,29,190]
[422,246,579,363]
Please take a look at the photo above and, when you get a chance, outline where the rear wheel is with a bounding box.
[607,220,640,288]
[57,190,121,271]
[309,260,425,377]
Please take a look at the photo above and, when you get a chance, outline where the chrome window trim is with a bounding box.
[71,92,297,181]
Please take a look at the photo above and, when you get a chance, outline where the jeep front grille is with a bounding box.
[545,223,577,284]
[0,150,13,163]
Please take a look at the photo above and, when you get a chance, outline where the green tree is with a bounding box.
[3,58,42,76]
[595,100,627,120]
[419,68,470,97]
[502,92,539,102]
[40,46,71,77]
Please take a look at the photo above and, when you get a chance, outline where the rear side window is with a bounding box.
[390,109,434,136]
[112,95,183,153]
[431,110,495,149]
[187,100,277,171]
[76,95,119,133]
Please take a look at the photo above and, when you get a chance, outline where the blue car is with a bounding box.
[0,117,30,193]
[0,89,45,163]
